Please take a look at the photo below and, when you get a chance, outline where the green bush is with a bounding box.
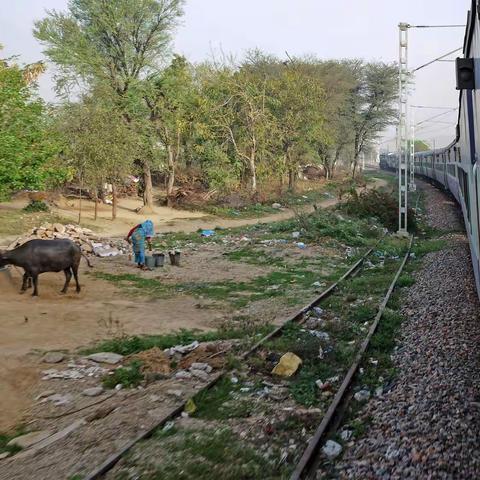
[341,189,416,231]
[23,200,49,212]
[102,360,144,389]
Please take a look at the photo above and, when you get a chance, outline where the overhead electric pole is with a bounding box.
[397,22,409,236]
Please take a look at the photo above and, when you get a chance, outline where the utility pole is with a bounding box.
[410,107,416,191]
[397,22,409,236]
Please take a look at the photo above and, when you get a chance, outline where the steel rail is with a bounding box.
[84,238,385,480]
[290,235,414,480]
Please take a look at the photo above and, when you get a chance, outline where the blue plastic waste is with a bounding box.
[201,229,215,237]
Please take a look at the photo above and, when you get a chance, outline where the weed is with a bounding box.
[23,200,50,212]
[102,360,144,389]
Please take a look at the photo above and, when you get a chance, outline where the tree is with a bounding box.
[0,48,64,199]
[34,0,185,208]
[56,95,138,220]
[347,61,399,178]
[144,55,197,196]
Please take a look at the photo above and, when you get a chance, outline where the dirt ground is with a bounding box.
[0,176,388,433]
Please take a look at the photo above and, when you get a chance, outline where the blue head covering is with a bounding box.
[141,220,154,237]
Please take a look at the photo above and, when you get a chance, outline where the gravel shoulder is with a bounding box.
[336,182,480,479]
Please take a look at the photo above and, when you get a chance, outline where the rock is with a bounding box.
[230,376,239,384]
[305,318,323,330]
[166,389,183,398]
[322,440,342,459]
[0,452,9,460]
[312,306,324,317]
[340,430,353,441]
[175,370,192,379]
[86,352,124,364]
[44,393,73,406]
[54,223,66,233]
[82,387,104,397]
[191,362,213,373]
[190,369,209,381]
[271,352,302,377]
[115,384,123,391]
[35,390,55,401]
[272,203,282,209]
[42,352,65,364]
[354,389,371,402]
[7,430,53,449]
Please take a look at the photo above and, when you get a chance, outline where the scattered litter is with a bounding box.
[42,364,108,380]
[340,430,353,441]
[200,229,215,237]
[93,245,121,257]
[308,330,330,341]
[272,203,282,209]
[312,307,324,317]
[315,379,324,389]
[312,281,322,288]
[375,386,384,397]
[271,352,302,377]
[322,440,342,459]
[291,231,301,239]
[163,421,175,432]
[230,376,239,384]
[165,341,199,357]
[354,389,371,402]
[318,346,324,359]
[184,398,197,415]
[296,242,306,249]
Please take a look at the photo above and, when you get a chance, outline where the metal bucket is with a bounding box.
[153,253,165,267]
[145,256,156,269]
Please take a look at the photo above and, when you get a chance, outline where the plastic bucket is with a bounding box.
[153,253,165,267]
[145,256,156,269]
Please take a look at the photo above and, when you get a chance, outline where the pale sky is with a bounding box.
[1,0,471,149]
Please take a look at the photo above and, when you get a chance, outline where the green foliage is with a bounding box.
[0,53,64,199]
[23,200,49,212]
[341,189,417,231]
[102,360,144,389]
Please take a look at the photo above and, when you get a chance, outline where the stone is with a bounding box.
[42,352,65,364]
[322,440,342,459]
[115,384,123,391]
[340,430,353,441]
[312,306,324,317]
[44,393,72,406]
[190,369,209,381]
[0,452,9,460]
[271,352,302,377]
[86,352,124,364]
[191,362,213,373]
[35,390,55,401]
[82,387,104,397]
[305,318,323,330]
[354,389,371,402]
[53,223,66,234]
[166,389,183,398]
[272,203,282,209]
[7,430,53,449]
[175,370,192,379]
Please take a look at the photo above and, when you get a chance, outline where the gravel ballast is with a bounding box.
[336,183,480,479]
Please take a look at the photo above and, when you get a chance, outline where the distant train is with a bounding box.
[380,0,480,295]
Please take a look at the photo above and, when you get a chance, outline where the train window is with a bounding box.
[459,168,471,223]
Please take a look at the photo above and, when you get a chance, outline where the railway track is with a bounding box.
[85,232,413,479]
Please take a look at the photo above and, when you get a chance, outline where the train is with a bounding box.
[380,0,480,296]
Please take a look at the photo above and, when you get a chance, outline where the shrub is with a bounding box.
[23,200,49,212]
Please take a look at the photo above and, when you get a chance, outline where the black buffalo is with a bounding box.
[0,239,92,296]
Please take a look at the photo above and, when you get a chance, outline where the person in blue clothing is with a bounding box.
[125,220,154,269]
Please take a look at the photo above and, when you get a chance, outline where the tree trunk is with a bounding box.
[78,174,83,224]
[112,184,118,220]
[143,162,154,209]
[352,155,359,179]
[167,145,176,196]
[249,152,257,194]
[288,168,296,192]
[94,189,98,221]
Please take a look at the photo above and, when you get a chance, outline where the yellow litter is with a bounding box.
[271,352,302,377]
[184,398,197,415]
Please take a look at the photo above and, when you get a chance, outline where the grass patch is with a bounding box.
[84,325,274,356]
[193,377,255,420]
[102,360,144,389]
[135,427,289,480]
